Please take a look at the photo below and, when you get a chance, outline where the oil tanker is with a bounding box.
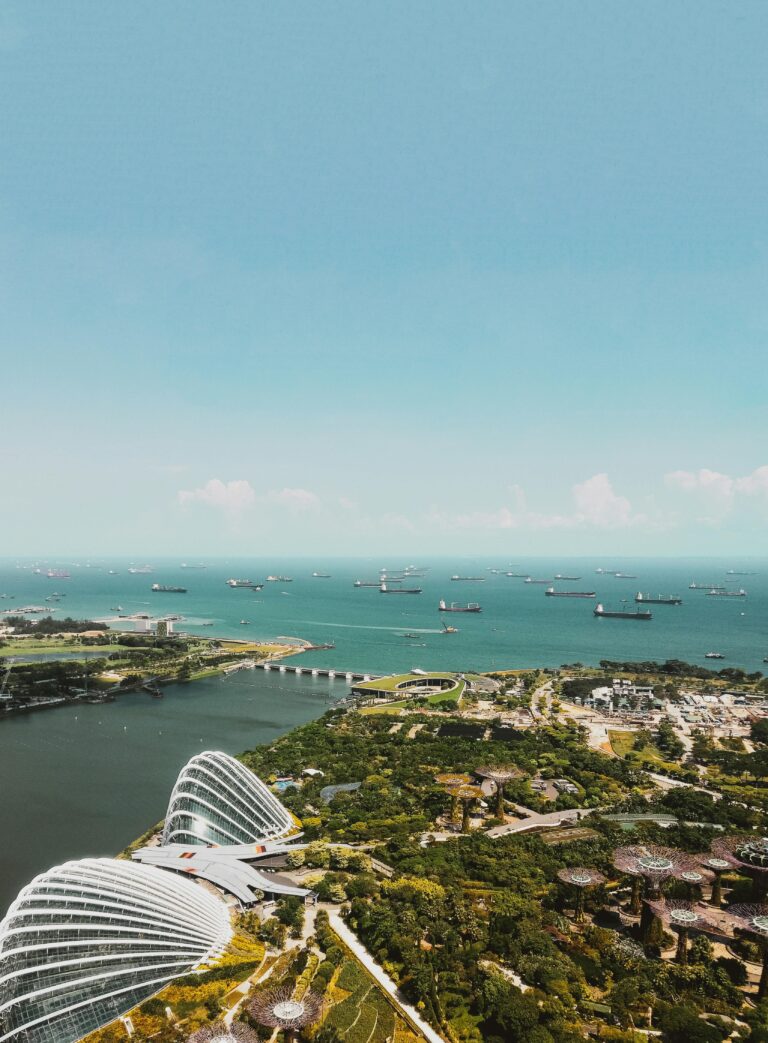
[635,592,682,605]
[439,599,482,612]
[380,583,422,594]
[545,588,595,598]
[151,584,187,594]
[594,603,652,620]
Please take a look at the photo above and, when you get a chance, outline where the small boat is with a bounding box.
[111,605,123,611]
[227,579,254,587]
[402,633,422,639]
[705,652,724,659]
[240,620,250,625]
[441,622,458,633]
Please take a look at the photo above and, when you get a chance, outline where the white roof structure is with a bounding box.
[0,858,231,1043]
[162,751,295,847]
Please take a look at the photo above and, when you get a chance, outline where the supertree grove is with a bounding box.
[643,898,715,964]
[613,844,701,940]
[556,867,606,923]
[713,836,768,900]
[726,904,768,998]
[248,986,323,1042]
[475,765,523,819]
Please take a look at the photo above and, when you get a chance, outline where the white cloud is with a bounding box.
[263,488,320,511]
[664,465,768,523]
[429,474,643,532]
[178,479,256,515]
[572,473,635,529]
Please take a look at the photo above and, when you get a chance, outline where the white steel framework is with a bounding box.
[0,858,231,1043]
[162,751,294,846]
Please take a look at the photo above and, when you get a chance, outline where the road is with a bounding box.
[327,909,447,1043]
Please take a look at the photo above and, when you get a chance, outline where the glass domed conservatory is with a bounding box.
[0,858,231,1043]
[162,751,295,846]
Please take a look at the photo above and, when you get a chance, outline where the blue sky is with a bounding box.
[2,1,767,555]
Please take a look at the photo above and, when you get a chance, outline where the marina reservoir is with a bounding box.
[0,667,348,917]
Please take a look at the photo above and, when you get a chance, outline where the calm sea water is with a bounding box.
[1,556,766,673]
[1,556,766,916]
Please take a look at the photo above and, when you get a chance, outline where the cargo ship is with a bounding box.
[450,575,485,581]
[312,572,331,578]
[439,599,482,612]
[554,574,581,581]
[613,573,637,579]
[227,579,254,587]
[380,583,422,594]
[505,572,529,578]
[46,569,70,579]
[545,588,595,598]
[151,584,187,593]
[635,593,682,605]
[689,582,725,591]
[524,577,551,585]
[354,580,385,587]
[266,576,293,582]
[128,566,153,574]
[594,603,652,620]
[707,588,747,597]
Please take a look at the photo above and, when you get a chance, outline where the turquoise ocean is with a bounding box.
[2,556,766,673]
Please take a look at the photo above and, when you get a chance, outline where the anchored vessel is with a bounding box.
[635,592,682,605]
[524,577,551,584]
[707,588,747,597]
[439,599,482,612]
[594,602,652,620]
[127,566,153,574]
[151,584,187,593]
[554,574,581,580]
[380,583,422,594]
[545,587,595,598]
[450,575,485,581]
[227,578,256,587]
[689,582,725,591]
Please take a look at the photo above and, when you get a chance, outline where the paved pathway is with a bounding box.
[327,910,447,1043]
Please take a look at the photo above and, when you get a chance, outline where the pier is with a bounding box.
[256,662,377,683]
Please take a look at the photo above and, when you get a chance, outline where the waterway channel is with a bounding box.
[0,669,346,916]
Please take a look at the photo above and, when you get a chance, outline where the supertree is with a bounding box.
[643,898,715,964]
[712,835,768,900]
[699,855,732,906]
[476,765,523,819]
[188,1024,259,1043]
[613,845,701,941]
[454,784,484,833]
[557,867,606,923]
[248,986,323,1042]
[435,773,472,824]
[726,904,768,998]
[678,866,714,902]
